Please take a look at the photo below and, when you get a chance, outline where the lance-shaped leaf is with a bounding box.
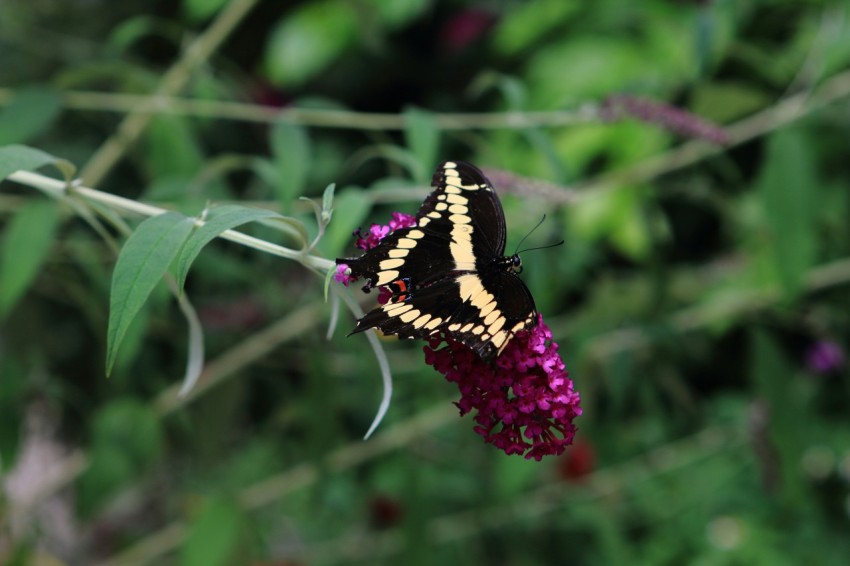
[270,120,311,209]
[0,144,76,182]
[175,205,283,291]
[107,212,195,375]
[403,106,439,183]
[0,87,62,146]
[0,200,60,317]
[181,497,249,566]
[757,130,817,299]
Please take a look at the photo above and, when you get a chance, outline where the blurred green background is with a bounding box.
[2,0,850,564]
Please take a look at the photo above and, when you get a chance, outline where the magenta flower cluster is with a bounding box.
[424,315,581,460]
[337,210,581,459]
[334,213,416,286]
[355,212,418,250]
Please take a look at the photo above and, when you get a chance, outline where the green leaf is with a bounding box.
[609,202,651,261]
[174,283,204,397]
[569,184,651,260]
[323,261,336,302]
[321,182,335,222]
[751,331,811,510]
[146,116,204,178]
[183,0,228,21]
[175,205,281,290]
[111,299,151,375]
[264,0,358,87]
[468,72,527,110]
[0,87,62,146]
[690,82,771,123]
[0,200,60,317]
[321,188,372,254]
[93,399,163,466]
[270,120,311,208]
[258,215,310,249]
[0,144,76,182]
[181,498,249,566]
[107,212,195,375]
[352,145,422,181]
[524,37,649,106]
[757,130,817,299]
[493,0,581,56]
[107,16,159,53]
[250,157,280,190]
[368,0,428,29]
[403,106,439,183]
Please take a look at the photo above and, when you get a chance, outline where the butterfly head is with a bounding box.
[501,253,523,274]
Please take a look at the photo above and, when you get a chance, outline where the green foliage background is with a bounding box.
[2,0,850,564]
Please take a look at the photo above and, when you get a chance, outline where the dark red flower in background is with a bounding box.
[558,438,596,482]
[369,494,405,529]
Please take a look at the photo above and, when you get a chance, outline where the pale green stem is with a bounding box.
[0,87,600,130]
[7,170,335,273]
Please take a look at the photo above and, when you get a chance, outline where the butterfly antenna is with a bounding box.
[514,215,565,255]
[513,215,547,255]
[518,240,565,254]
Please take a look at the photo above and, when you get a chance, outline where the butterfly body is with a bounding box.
[337,161,538,361]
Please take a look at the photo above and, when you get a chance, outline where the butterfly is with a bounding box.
[336,161,538,361]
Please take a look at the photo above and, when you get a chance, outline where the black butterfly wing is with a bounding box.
[350,278,467,341]
[337,160,537,360]
[421,161,507,267]
[341,225,453,291]
[339,161,502,289]
[349,269,536,361]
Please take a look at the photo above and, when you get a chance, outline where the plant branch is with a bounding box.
[5,67,846,197]
[584,256,850,360]
[7,170,334,272]
[0,86,602,130]
[579,68,850,193]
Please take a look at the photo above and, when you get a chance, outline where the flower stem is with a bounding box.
[7,170,335,272]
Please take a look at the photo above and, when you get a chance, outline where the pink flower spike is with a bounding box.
[339,211,415,286]
[351,213,414,252]
[334,263,354,286]
[388,212,416,231]
[423,314,581,460]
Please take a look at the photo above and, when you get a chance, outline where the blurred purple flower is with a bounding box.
[424,315,581,460]
[558,438,596,482]
[601,94,730,145]
[806,341,846,374]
